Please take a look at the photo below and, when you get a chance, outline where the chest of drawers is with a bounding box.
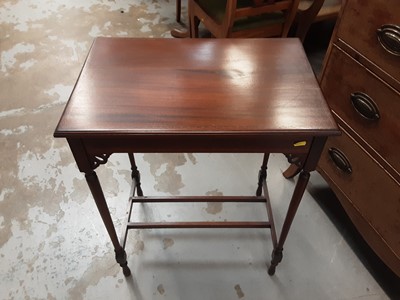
[318,0,400,277]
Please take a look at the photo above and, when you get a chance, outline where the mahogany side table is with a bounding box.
[54,37,340,277]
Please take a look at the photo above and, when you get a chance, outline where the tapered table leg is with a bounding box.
[268,170,310,275]
[85,171,131,276]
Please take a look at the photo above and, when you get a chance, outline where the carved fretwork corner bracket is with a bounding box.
[90,153,111,169]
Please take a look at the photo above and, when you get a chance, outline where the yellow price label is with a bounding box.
[293,141,307,147]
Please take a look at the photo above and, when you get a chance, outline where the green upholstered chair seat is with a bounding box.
[197,0,285,32]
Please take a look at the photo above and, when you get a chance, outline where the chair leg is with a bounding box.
[190,15,200,38]
[176,0,181,23]
[295,13,314,42]
[295,0,325,42]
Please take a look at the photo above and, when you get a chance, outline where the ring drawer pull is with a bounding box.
[350,92,380,121]
[377,24,400,56]
[328,148,352,174]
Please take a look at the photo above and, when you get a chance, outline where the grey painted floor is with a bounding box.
[0,1,398,299]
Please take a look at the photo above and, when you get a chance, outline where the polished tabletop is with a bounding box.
[54,37,339,138]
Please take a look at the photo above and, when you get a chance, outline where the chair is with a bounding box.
[189,0,300,38]
[295,0,342,42]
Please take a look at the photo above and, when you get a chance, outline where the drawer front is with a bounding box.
[319,129,400,252]
[337,0,400,83]
[321,46,400,173]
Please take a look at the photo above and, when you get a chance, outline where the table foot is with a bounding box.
[268,265,276,275]
[115,248,131,277]
[268,248,283,276]
[123,266,131,277]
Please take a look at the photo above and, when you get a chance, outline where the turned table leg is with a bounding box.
[128,153,143,196]
[256,153,270,196]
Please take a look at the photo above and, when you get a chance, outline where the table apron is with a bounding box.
[78,135,313,154]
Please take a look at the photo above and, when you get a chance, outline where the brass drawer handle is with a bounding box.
[328,147,352,174]
[350,92,380,121]
[377,24,400,56]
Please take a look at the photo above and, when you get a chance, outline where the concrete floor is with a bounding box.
[0,1,397,299]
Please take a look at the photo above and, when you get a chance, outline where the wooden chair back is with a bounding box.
[295,0,342,42]
[189,0,300,38]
